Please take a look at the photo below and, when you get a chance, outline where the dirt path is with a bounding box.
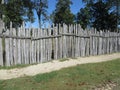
[0,53,120,80]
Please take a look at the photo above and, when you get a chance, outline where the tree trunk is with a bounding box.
[38,14,41,29]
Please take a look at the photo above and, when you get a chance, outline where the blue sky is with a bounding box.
[26,0,85,28]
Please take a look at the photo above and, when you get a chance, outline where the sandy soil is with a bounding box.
[0,53,120,80]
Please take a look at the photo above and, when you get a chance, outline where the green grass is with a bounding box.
[0,59,120,90]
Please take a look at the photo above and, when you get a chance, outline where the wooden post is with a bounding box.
[63,24,67,58]
[98,31,102,55]
[40,28,43,63]
[81,30,85,57]
[0,20,4,66]
[17,28,21,64]
[5,30,10,66]
[34,29,37,63]
[36,28,40,63]
[43,29,46,62]
[8,22,13,65]
[44,28,47,61]
[72,24,75,57]
[110,33,113,53]
[86,30,90,56]
[75,24,78,57]
[0,37,3,66]
[59,24,63,59]
[29,28,32,64]
[55,25,58,59]
[12,28,17,65]
[115,33,118,52]
[25,29,30,64]
[77,24,81,57]
[48,25,52,61]
[31,28,35,63]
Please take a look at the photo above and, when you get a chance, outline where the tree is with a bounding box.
[34,0,48,28]
[0,0,4,19]
[81,0,117,31]
[82,0,120,31]
[107,0,120,31]
[52,0,74,25]
[90,1,117,31]
[76,7,91,29]
[1,0,34,28]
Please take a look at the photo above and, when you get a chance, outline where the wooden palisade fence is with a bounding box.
[0,22,120,66]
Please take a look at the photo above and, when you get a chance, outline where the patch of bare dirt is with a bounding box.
[0,53,120,80]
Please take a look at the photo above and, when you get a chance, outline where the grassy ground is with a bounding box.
[0,59,120,90]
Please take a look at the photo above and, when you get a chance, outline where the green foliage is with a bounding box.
[52,0,74,25]
[90,1,117,31]
[76,7,91,29]
[79,0,117,31]
[1,0,34,28]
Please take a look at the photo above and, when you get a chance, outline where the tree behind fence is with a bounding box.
[0,23,120,66]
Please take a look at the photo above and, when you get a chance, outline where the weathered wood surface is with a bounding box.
[0,24,120,66]
[0,20,3,66]
[0,37,3,66]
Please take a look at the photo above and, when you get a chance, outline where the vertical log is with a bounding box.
[106,31,109,54]
[92,30,95,55]
[95,30,97,55]
[109,32,112,53]
[75,24,79,57]
[25,29,29,64]
[59,24,63,59]
[36,28,40,63]
[9,22,13,65]
[40,28,43,63]
[43,29,46,62]
[48,25,52,61]
[22,22,26,64]
[63,24,67,58]
[20,26,24,64]
[86,30,90,56]
[0,37,3,66]
[0,20,3,66]
[5,30,10,66]
[81,30,85,57]
[115,33,118,52]
[34,29,37,63]
[31,28,35,63]
[44,28,47,61]
[102,31,104,54]
[23,27,27,64]
[53,24,58,59]
[67,25,71,57]
[28,28,31,64]
[79,26,82,57]
[98,31,102,55]
[78,24,81,57]
[17,28,21,64]
[72,24,75,57]
[29,28,32,64]
[90,30,92,56]
[12,28,17,65]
